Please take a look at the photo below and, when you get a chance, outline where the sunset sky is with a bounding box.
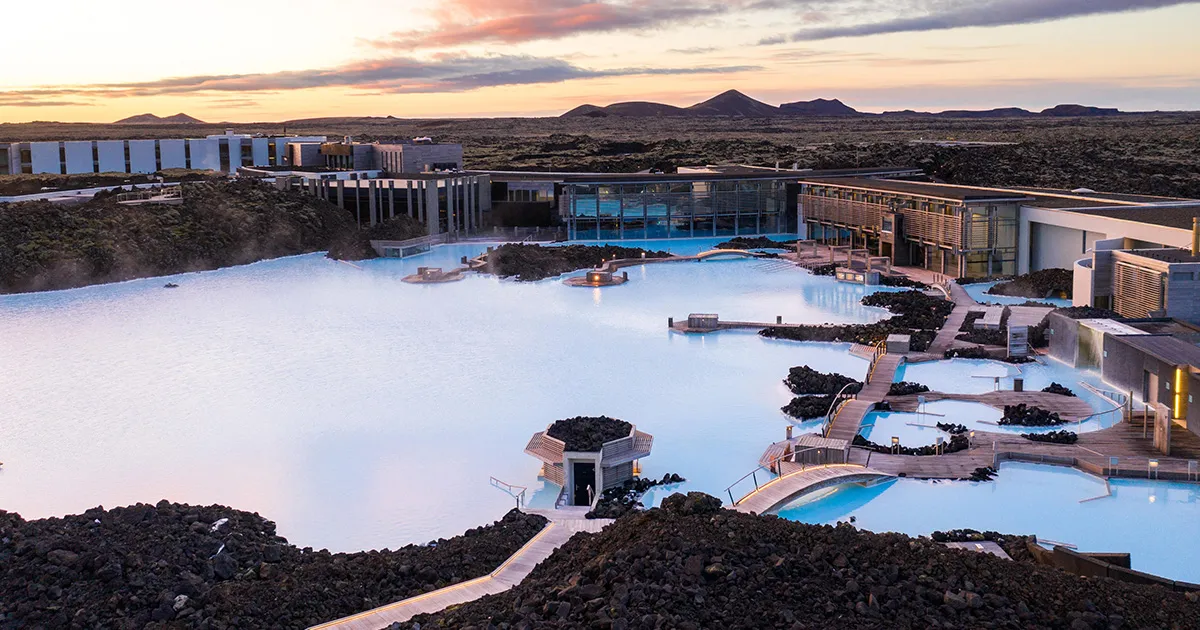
[2,0,1199,122]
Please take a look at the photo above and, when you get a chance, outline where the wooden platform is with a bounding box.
[851,419,1200,481]
[886,390,1098,423]
[826,354,904,441]
[308,514,612,630]
[733,464,894,515]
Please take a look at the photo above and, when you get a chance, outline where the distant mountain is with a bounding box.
[115,113,205,124]
[1040,104,1121,117]
[560,91,1128,119]
[686,90,781,117]
[779,98,859,116]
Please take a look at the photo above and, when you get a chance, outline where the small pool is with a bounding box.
[894,359,1122,431]
[777,461,1200,584]
[963,281,1072,308]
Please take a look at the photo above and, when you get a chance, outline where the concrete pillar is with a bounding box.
[406,181,414,218]
[446,177,453,234]
[336,179,344,209]
[368,180,378,226]
[416,181,425,223]
[425,180,439,235]
[465,178,473,233]
[388,180,395,221]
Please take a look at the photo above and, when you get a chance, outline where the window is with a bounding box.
[1171,271,1194,282]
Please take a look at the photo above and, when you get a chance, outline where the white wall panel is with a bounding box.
[97,141,126,173]
[251,138,269,166]
[30,142,62,174]
[226,137,240,173]
[159,139,186,169]
[188,139,220,171]
[128,140,157,174]
[63,141,95,174]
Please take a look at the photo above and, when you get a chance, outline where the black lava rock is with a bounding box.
[546,416,633,452]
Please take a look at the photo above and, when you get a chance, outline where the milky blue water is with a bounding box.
[896,358,1123,431]
[778,461,1200,583]
[963,281,1072,308]
[0,238,889,552]
[4,239,1196,580]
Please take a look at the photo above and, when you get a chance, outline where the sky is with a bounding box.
[1,0,1199,122]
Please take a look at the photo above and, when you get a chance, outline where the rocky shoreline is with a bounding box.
[481,244,671,281]
[985,268,1073,300]
[0,502,545,629]
[0,179,370,294]
[761,290,952,352]
[395,492,1200,629]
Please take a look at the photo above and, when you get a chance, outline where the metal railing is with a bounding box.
[489,477,528,508]
[724,446,836,506]
[865,340,888,384]
[822,382,860,437]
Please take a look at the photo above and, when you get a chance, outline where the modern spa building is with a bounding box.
[0,131,327,176]
[797,178,1200,282]
[480,166,923,241]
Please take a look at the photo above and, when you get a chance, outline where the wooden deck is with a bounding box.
[826,354,904,441]
[851,419,1200,481]
[307,513,612,630]
[733,464,894,515]
[886,390,1098,422]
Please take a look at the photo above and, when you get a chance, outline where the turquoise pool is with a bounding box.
[778,461,1200,584]
[963,281,1072,308]
[0,238,882,551]
[2,237,1195,580]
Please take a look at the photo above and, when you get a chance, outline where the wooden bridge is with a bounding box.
[825,353,905,441]
[732,464,894,515]
[307,511,612,630]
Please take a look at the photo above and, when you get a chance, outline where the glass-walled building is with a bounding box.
[561,175,796,240]
[799,178,1028,278]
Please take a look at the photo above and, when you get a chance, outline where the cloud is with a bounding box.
[668,46,721,55]
[367,0,749,49]
[780,0,1198,41]
[0,91,95,108]
[10,54,756,99]
[769,49,986,67]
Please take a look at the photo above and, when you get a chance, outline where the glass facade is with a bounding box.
[563,179,788,240]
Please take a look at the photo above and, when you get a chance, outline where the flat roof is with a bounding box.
[1122,248,1200,264]
[800,178,1033,203]
[471,165,922,184]
[1064,205,1200,230]
[1007,187,1191,204]
[1079,319,1148,336]
[1111,334,1200,367]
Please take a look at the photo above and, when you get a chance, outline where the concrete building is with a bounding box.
[799,178,1029,276]
[797,178,1200,279]
[290,172,492,235]
[0,132,325,176]
[524,421,653,507]
[475,166,922,241]
[1047,313,1200,443]
[287,138,464,174]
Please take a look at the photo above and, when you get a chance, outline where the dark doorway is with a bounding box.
[572,462,596,506]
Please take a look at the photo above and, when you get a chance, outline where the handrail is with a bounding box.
[822,382,860,437]
[724,446,828,506]
[489,476,528,508]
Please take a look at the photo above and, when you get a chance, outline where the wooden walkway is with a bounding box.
[887,391,1098,422]
[826,354,905,441]
[308,513,612,630]
[851,419,1200,482]
[733,465,894,515]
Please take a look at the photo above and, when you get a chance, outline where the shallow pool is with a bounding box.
[895,358,1122,431]
[777,461,1200,583]
[0,237,887,552]
[963,281,1072,308]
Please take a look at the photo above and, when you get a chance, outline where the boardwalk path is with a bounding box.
[733,465,893,515]
[826,354,904,442]
[308,512,612,630]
